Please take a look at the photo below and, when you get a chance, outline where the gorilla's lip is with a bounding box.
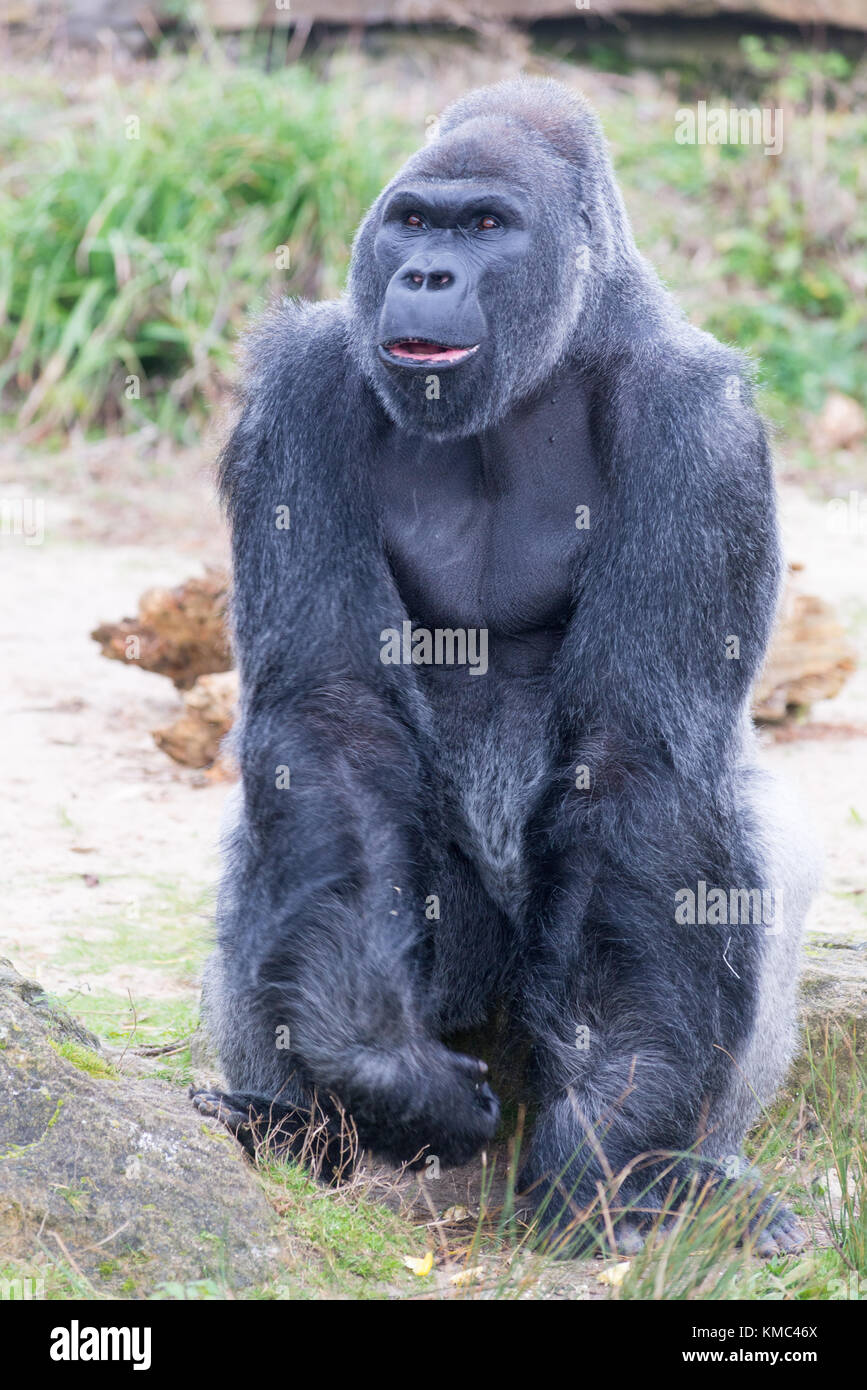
[380,339,480,368]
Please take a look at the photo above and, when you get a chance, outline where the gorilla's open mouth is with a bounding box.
[380,339,480,368]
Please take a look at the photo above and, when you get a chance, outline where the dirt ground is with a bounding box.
[1,434,865,1015]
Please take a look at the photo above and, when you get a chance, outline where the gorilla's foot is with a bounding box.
[189,1087,356,1179]
[190,1046,499,1176]
[524,1189,667,1260]
[523,1174,808,1261]
[747,1198,808,1258]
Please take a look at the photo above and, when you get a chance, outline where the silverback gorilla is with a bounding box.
[192,79,817,1255]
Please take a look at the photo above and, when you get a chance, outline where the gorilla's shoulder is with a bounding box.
[240,297,355,405]
[219,298,363,505]
[609,316,767,456]
[595,314,771,510]
[619,317,758,409]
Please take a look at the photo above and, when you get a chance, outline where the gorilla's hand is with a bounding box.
[338,1042,499,1169]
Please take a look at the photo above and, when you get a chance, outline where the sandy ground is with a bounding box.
[1,446,865,1012]
[766,486,867,937]
[1,439,231,1002]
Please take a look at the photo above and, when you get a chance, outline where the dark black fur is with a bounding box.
[194,79,814,1254]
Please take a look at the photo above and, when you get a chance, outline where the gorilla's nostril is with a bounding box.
[430,273,452,288]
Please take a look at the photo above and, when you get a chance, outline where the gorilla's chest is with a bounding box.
[377,376,601,644]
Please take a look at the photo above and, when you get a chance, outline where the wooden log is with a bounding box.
[753,577,858,722]
[152,670,239,770]
[91,569,232,690]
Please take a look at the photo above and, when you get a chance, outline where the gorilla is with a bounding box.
[192,78,817,1256]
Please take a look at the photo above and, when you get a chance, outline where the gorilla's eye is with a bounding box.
[476,215,500,231]
[405,213,425,229]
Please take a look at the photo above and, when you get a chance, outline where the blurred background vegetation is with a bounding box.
[1,16,865,465]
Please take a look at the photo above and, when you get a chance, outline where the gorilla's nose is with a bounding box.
[391,253,468,299]
[379,253,485,355]
[402,265,460,291]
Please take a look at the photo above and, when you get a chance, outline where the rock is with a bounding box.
[91,568,232,690]
[160,2,867,38]
[787,937,867,1091]
[752,577,858,722]
[25,1,867,39]
[809,392,867,454]
[0,959,100,1052]
[153,669,239,769]
[0,959,282,1297]
[800,938,867,1046]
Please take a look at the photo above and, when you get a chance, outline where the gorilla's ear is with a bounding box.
[579,207,593,238]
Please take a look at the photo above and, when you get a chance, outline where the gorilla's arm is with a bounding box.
[520,340,785,1244]
[554,338,781,766]
[205,304,498,1164]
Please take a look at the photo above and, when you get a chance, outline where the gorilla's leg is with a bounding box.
[197,900,499,1173]
[696,763,819,1255]
[517,857,807,1257]
[702,765,820,1156]
[194,706,500,1171]
[192,953,357,1178]
[197,914,499,1173]
[519,981,714,1253]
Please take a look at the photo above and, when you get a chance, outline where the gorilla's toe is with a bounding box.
[190,1087,261,1153]
[611,1220,647,1256]
[191,1087,249,1126]
[751,1203,808,1258]
[190,1086,357,1178]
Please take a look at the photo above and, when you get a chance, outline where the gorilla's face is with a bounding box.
[373,181,531,377]
[349,127,585,440]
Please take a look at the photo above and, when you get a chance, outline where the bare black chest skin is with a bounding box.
[377,368,601,679]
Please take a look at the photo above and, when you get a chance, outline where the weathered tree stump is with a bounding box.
[753,576,858,722]
[91,568,232,690]
[153,669,239,770]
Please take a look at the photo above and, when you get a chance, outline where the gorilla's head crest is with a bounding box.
[348,78,636,440]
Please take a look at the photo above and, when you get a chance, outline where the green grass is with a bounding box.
[48,1038,119,1079]
[803,1030,866,1277]
[56,877,212,981]
[0,57,409,441]
[60,987,199,1051]
[48,877,210,1052]
[258,1161,428,1299]
[592,37,867,427]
